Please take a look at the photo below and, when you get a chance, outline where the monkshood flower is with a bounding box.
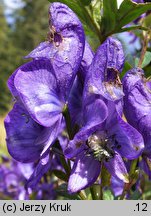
[123,68,151,177]
[65,99,144,193]
[0,156,30,200]
[25,2,85,99]
[0,155,58,200]
[4,2,90,191]
[5,2,85,164]
[83,37,125,103]
[64,38,144,193]
[4,99,65,190]
[35,183,57,200]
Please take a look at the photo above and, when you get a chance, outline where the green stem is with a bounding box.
[99,184,103,200]
[90,186,100,200]
[78,191,87,200]
[100,25,149,44]
[120,183,128,200]
[120,159,138,200]
[138,31,150,68]
[62,103,73,140]
[60,155,71,177]
[129,159,138,176]
[77,0,102,42]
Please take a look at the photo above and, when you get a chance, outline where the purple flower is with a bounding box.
[5,2,85,163]
[64,39,144,193]
[65,99,144,193]
[83,37,125,102]
[123,68,151,178]
[0,156,30,200]
[25,2,85,98]
[0,154,59,200]
[35,183,57,200]
[122,68,151,157]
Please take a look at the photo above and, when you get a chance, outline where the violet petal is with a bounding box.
[14,59,63,127]
[104,151,129,183]
[68,152,101,193]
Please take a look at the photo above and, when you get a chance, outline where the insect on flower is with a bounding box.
[86,133,115,162]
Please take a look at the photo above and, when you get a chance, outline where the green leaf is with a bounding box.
[90,185,100,200]
[100,0,151,42]
[143,13,151,28]
[101,165,111,187]
[56,183,80,200]
[79,0,92,6]
[135,51,151,68]
[118,25,148,33]
[126,54,136,67]
[130,191,142,200]
[120,61,132,78]
[53,170,68,182]
[103,189,114,200]
[101,0,117,34]
[118,0,151,28]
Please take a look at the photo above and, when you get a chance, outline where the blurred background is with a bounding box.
[0,0,50,154]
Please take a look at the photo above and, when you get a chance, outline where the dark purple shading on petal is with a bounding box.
[26,2,85,98]
[4,103,44,163]
[68,41,94,126]
[68,77,83,126]
[109,114,144,160]
[39,117,64,157]
[104,151,129,183]
[65,98,108,158]
[26,154,51,189]
[123,68,151,156]
[104,101,144,160]
[84,37,124,101]
[78,40,94,81]
[68,152,101,193]
[14,59,63,127]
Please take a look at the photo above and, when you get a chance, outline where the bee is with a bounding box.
[87,134,114,162]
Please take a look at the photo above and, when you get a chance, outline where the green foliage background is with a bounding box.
[0,0,50,115]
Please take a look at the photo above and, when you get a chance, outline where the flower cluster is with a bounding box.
[4,2,151,197]
[0,154,59,200]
